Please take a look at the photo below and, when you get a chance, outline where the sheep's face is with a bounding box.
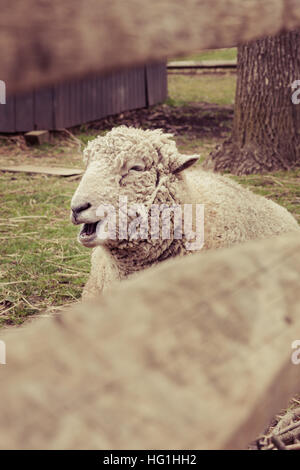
[71,127,199,248]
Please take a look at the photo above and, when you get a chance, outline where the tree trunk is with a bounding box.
[205,30,300,175]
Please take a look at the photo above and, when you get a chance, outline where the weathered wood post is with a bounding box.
[0,233,300,449]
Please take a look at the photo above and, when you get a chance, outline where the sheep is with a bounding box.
[70,126,300,299]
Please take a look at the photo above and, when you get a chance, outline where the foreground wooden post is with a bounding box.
[0,233,300,449]
[2,0,300,93]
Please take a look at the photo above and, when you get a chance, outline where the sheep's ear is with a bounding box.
[171,154,200,174]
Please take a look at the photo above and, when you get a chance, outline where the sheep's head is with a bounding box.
[71,126,199,248]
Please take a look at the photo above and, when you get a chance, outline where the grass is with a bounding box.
[168,47,237,106]
[0,46,299,327]
[233,171,300,223]
[176,136,221,162]
[167,73,236,106]
[0,173,90,326]
[172,47,237,62]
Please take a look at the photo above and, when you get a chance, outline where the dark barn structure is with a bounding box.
[0,63,167,133]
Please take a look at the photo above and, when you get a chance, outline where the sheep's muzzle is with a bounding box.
[78,222,99,246]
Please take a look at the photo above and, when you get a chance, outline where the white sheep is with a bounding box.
[71,126,300,299]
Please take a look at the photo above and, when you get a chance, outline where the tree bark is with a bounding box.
[206,30,300,174]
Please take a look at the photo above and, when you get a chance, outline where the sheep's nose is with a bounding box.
[71,202,91,222]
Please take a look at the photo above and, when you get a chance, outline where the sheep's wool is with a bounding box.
[83,127,178,175]
[70,126,300,299]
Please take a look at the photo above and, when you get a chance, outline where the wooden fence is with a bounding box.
[0,63,167,133]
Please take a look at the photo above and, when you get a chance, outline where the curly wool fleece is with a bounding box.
[71,126,300,299]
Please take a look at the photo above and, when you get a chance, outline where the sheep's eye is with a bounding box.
[130,165,144,172]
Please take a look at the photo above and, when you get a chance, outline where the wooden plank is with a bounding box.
[0,0,292,93]
[24,130,50,145]
[0,165,83,176]
[15,92,34,132]
[102,73,114,117]
[0,95,15,132]
[81,76,98,123]
[96,75,107,121]
[126,66,147,111]
[72,79,82,127]
[168,60,237,69]
[146,63,167,106]
[34,87,54,130]
[123,69,131,111]
[110,72,117,115]
[53,81,71,129]
[95,76,104,121]
[114,71,124,114]
[0,233,300,449]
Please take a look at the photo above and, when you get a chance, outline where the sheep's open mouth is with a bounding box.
[79,222,99,242]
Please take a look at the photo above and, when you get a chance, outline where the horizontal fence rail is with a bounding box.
[167,60,237,70]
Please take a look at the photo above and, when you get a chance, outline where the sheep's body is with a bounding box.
[82,169,299,299]
[69,126,300,300]
[184,169,300,249]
